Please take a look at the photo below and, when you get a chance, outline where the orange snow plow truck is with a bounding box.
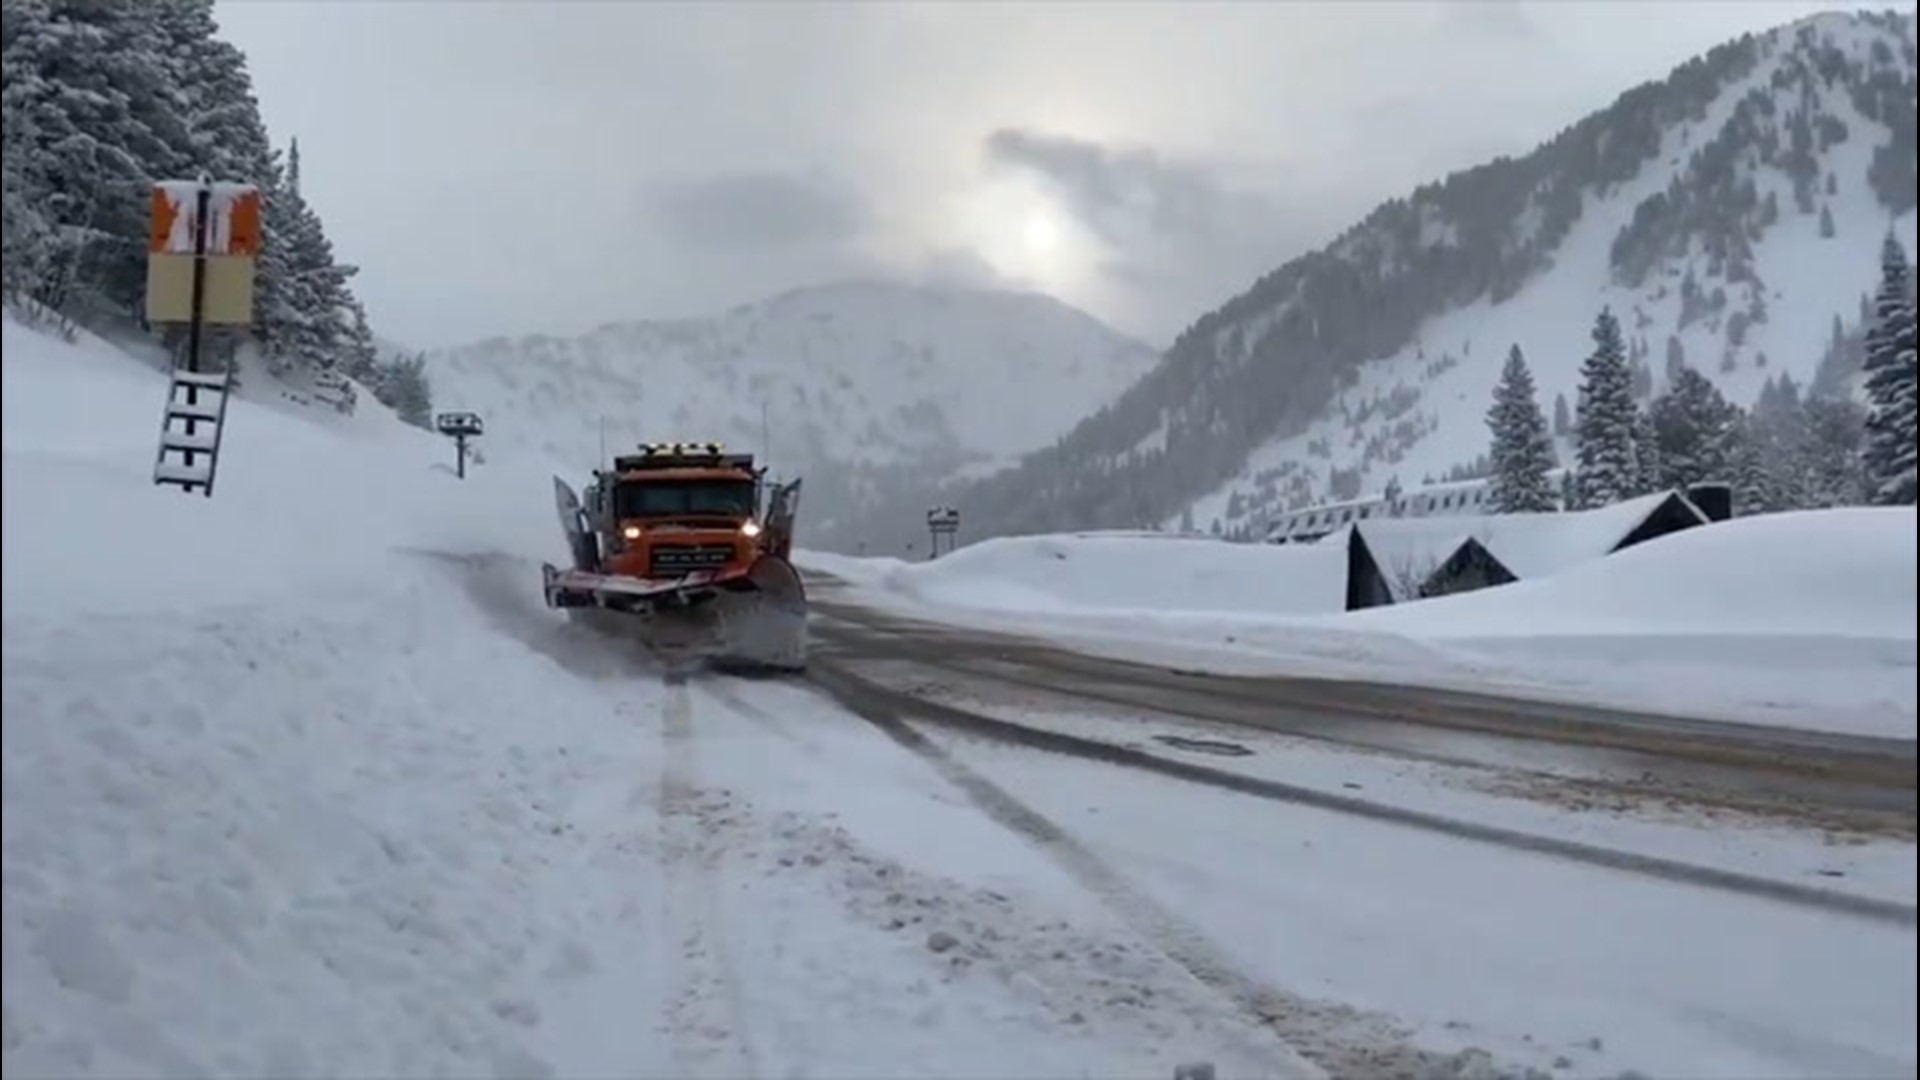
[543,441,807,673]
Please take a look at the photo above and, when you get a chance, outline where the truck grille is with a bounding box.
[649,544,735,575]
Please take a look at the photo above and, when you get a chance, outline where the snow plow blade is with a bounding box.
[541,557,808,674]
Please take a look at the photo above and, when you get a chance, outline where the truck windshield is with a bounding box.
[615,480,756,519]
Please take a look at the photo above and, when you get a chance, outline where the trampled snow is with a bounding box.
[801,513,1918,739]
[0,317,1313,1078]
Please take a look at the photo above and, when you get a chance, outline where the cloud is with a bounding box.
[981,128,1264,250]
[1436,0,1543,41]
[645,169,872,252]
[980,127,1317,341]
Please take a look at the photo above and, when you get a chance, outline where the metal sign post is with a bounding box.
[926,505,960,559]
[146,176,262,497]
[434,412,486,479]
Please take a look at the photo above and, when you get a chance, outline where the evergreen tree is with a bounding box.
[0,0,184,319]
[1861,234,1918,505]
[340,297,380,384]
[1741,374,1814,512]
[1484,344,1558,512]
[1632,406,1663,493]
[0,0,376,381]
[1663,335,1687,388]
[1572,306,1640,508]
[256,143,357,374]
[1799,395,1870,507]
[374,351,433,429]
[1647,365,1740,490]
[1552,392,1571,437]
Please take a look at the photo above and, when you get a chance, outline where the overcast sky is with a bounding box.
[215,0,1872,350]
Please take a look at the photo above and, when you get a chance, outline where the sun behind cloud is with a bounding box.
[1022,211,1062,256]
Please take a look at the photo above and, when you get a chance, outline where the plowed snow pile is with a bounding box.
[0,315,675,1077]
[803,513,1917,737]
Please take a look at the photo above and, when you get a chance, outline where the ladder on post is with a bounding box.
[153,366,234,496]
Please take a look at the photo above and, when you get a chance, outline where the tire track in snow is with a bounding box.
[806,665,1435,1080]
[658,674,763,1079]
[808,661,1918,930]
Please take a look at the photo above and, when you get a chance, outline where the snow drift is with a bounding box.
[804,513,1918,738]
[1,314,672,1077]
[871,531,1351,618]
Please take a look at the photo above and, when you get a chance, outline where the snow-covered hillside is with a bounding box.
[421,280,1159,548]
[953,9,1917,543]
[1182,14,1919,533]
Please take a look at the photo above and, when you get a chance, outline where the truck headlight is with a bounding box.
[740,521,763,538]
[622,525,643,540]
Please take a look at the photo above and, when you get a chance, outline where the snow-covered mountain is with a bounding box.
[947,9,1917,542]
[422,279,1158,550]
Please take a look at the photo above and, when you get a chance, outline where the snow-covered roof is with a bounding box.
[1342,490,1709,594]
[1323,518,1469,600]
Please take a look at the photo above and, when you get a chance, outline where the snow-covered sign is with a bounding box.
[148,180,262,257]
[144,178,262,327]
[434,412,485,437]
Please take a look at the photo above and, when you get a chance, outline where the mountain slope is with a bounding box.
[422,280,1158,550]
[943,8,1917,542]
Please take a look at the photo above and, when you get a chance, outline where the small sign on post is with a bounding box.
[926,505,960,560]
[435,412,485,479]
[146,176,262,498]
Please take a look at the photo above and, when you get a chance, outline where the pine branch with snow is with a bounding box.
[1484,344,1558,512]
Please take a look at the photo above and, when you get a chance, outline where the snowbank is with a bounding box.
[802,513,1918,738]
[867,531,1350,617]
[1344,507,1918,735]
[1346,506,1916,642]
[0,315,569,619]
[1,315,671,1076]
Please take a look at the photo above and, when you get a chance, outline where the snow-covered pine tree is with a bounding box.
[1484,344,1557,512]
[1647,365,1740,490]
[1799,394,1869,507]
[1632,406,1663,494]
[375,351,433,429]
[0,0,186,321]
[1,0,380,379]
[1572,306,1640,508]
[340,297,380,385]
[1861,233,1918,505]
[256,141,358,375]
[1741,374,1813,512]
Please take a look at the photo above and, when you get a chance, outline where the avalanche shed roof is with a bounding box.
[1329,490,1709,597]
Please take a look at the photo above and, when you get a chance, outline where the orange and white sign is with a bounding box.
[148,180,262,256]
[145,179,262,326]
